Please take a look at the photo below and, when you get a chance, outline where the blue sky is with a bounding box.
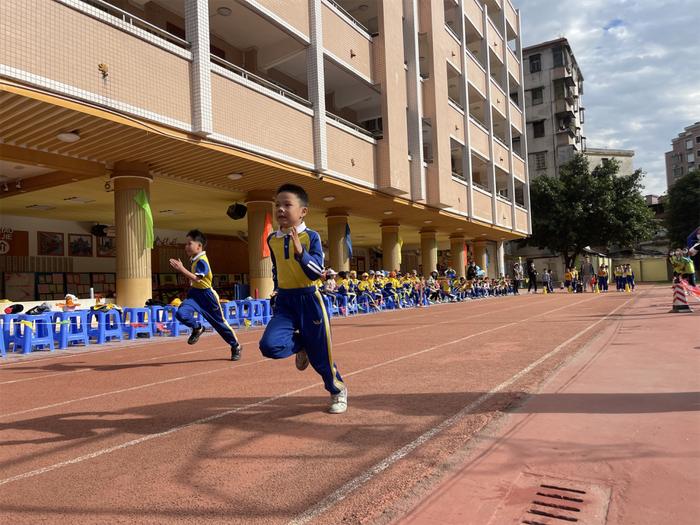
[518,0,700,195]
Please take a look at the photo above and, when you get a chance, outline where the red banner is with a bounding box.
[261,212,272,258]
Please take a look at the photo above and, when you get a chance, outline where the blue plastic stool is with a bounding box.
[241,299,265,326]
[0,317,5,357]
[14,314,55,354]
[1,313,24,352]
[223,301,243,328]
[53,310,90,349]
[152,305,188,336]
[346,295,358,315]
[122,308,153,339]
[260,299,272,324]
[88,309,124,344]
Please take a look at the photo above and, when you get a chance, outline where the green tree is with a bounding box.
[665,169,700,247]
[527,154,656,268]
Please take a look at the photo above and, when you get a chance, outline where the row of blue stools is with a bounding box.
[0,299,271,357]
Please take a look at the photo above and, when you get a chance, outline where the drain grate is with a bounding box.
[488,473,611,525]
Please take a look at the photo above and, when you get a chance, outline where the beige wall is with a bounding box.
[326,123,377,185]
[0,0,192,125]
[211,73,314,164]
[322,3,373,81]
[254,0,309,37]
[515,207,528,232]
[464,0,484,35]
[473,189,493,221]
[469,121,490,159]
[496,199,513,229]
[467,54,487,96]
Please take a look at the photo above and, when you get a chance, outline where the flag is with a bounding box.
[462,242,467,271]
[344,222,353,258]
[133,189,154,249]
[261,212,273,258]
[397,237,403,265]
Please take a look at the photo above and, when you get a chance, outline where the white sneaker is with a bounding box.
[295,350,309,371]
[328,388,348,414]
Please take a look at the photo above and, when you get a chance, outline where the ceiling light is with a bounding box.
[2,183,7,191]
[227,173,243,180]
[25,204,56,211]
[217,6,232,16]
[456,227,463,231]
[13,165,24,170]
[383,210,393,215]
[15,181,22,190]
[424,220,432,224]
[481,233,488,236]
[322,195,336,202]
[56,130,80,143]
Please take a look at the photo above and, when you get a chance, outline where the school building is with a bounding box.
[0,0,530,307]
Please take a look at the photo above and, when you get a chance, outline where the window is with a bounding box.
[687,139,694,149]
[531,87,544,105]
[510,92,519,105]
[552,47,564,67]
[696,136,700,144]
[533,120,545,138]
[530,151,547,170]
[601,158,609,163]
[689,152,695,163]
[579,107,585,124]
[529,54,541,73]
[673,166,684,177]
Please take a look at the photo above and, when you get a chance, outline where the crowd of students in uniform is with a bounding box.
[313,264,518,314]
[513,258,637,294]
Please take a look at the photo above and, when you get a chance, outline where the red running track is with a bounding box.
[0,290,638,524]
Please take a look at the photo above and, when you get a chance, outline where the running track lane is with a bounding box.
[0,291,635,524]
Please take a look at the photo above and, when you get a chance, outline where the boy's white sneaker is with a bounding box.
[328,388,348,414]
[295,350,309,371]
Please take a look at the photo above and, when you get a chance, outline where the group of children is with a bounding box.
[559,264,635,293]
[314,269,518,312]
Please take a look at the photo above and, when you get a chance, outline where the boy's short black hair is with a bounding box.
[186,229,207,248]
[276,184,309,206]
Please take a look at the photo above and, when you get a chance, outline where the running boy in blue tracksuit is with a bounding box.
[169,230,242,361]
[259,184,347,414]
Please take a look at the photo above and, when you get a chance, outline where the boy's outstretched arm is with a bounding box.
[290,228,325,280]
[169,258,201,282]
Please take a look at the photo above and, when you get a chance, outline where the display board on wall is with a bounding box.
[4,273,34,301]
[0,228,29,256]
[37,232,64,256]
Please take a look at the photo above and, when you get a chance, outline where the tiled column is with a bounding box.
[381,221,401,272]
[483,5,498,225]
[501,6,516,231]
[516,12,532,233]
[308,0,328,172]
[245,190,275,299]
[496,240,506,277]
[450,234,466,277]
[111,161,153,307]
[185,0,212,135]
[420,229,438,275]
[326,208,350,271]
[473,241,489,277]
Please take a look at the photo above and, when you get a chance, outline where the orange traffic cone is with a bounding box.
[670,282,693,313]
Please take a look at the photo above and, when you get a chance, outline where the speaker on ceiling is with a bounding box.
[91,224,109,237]
[226,203,247,220]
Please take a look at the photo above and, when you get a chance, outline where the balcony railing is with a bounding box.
[323,0,371,35]
[81,0,190,49]
[326,111,377,139]
[211,56,312,108]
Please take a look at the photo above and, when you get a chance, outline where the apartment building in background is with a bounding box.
[522,37,585,179]
[586,147,635,175]
[665,121,700,189]
[0,0,530,304]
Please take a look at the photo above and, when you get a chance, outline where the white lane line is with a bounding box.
[287,295,636,525]
[0,295,602,487]
[1,300,545,418]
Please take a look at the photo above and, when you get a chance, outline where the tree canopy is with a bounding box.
[665,169,700,248]
[527,154,656,268]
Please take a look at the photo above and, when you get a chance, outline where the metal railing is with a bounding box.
[80,0,190,48]
[211,56,312,108]
[323,0,371,35]
[326,112,376,139]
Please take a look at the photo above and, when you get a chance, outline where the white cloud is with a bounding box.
[517,0,700,195]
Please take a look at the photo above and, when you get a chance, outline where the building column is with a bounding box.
[245,190,275,299]
[420,229,438,275]
[381,221,401,271]
[473,241,488,276]
[185,0,212,135]
[450,234,466,277]
[496,240,506,277]
[111,161,153,307]
[308,0,328,172]
[326,208,350,271]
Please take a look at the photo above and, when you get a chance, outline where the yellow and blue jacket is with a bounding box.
[266,223,325,290]
[190,251,212,289]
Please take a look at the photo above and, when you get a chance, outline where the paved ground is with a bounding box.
[0,286,696,524]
